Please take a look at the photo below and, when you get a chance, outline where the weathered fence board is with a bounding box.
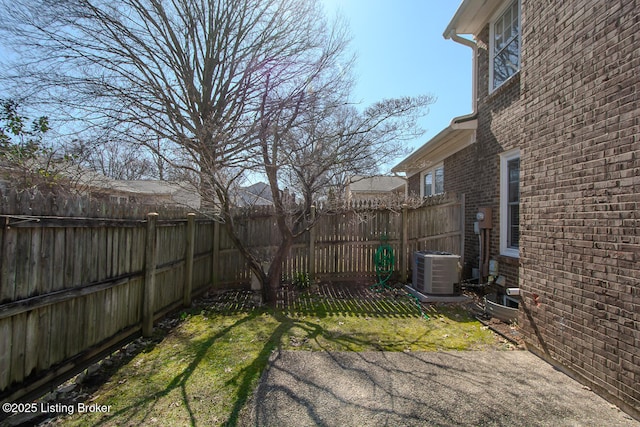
[36,306,51,371]
[0,317,11,388]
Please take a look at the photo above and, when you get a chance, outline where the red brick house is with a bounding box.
[395,0,640,417]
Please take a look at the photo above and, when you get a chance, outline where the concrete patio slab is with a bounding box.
[246,350,639,427]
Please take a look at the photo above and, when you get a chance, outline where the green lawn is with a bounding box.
[56,289,501,426]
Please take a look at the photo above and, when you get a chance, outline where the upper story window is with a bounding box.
[490,0,520,91]
[422,165,444,197]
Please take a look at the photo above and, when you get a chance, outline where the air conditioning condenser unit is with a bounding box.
[412,251,460,295]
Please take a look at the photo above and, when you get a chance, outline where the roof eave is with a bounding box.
[392,118,477,175]
[444,0,505,37]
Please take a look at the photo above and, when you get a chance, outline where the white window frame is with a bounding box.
[500,149,520,258]
[421,164,444,197]
[489,0,521,93]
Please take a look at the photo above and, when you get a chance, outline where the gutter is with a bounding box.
[445,30,478,117]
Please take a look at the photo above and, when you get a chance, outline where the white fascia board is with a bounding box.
[444,0,504,37]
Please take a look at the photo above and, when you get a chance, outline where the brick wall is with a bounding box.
[477,23,525,288]
[444,144,479,275]
[407,172,420,198]
[442,23,524,287]
[519,0,640,417]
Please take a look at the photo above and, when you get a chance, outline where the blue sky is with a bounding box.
[321,0,472,172]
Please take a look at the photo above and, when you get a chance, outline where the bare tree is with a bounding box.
[249,51,432,301]
[280,96,433,211]
[69,138,156,180]
[0,0,433,304]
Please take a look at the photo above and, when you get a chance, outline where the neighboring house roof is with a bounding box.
[392,116,477,176]
[0,154,201,209]
[115,180,201,208]
[348,175,407,193]
[237,182,274,206]
[443,0,505,36]
[74,168,201,209]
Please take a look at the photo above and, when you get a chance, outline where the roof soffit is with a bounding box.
[392,124,476,175]
[444,0,505,36]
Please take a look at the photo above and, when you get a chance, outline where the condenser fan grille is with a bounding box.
[412,251,460,295]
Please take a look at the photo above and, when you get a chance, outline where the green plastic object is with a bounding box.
[370,235,429,320]
[372,235,395,291]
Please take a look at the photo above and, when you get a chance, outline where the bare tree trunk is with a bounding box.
[265,237,292,306]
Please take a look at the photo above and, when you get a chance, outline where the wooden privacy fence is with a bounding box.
[215,193,465,284]
[0,191,464,402]
[0,212,217,402]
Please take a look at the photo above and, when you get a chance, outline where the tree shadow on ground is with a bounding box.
[59,286,494,427]
[88,309,263,426]
[217,285,490,425]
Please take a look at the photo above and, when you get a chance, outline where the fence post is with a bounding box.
[0,217,17,302]
[308,205,316,280]
[183,213,196,307]
[401,204,409,282]
[142,212,158,337]
[212,220,220,288]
